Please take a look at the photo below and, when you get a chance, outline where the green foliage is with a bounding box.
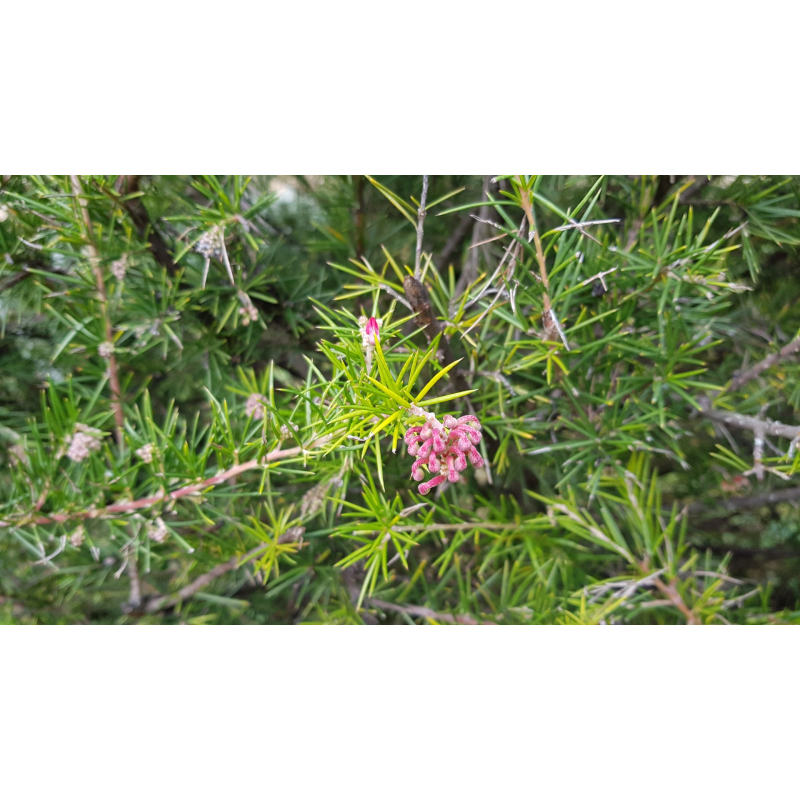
[1,175,799,624]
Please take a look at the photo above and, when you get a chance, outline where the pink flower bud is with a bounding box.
[419,474,447,495]
[408,441,420,456]
[445,454,459,483]
[456,424,481,444]
[443,414,458,429]
[365,316,380,345]
[455,434,472,452]
[456,415,481,430]
[468,446,484,468]
[454,451,467,472]
[428,454,441,472]
[404,426,423,445]
[431,431,446,454]
[417,439,433,460]
[420,423,433,440]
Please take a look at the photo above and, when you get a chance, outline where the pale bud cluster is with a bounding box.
[98,341,114,359]
[237,290,259,326]
[147,517,169,544]
[136,443,156,463]
[246,393,268,420]
[404,413,484,495]
[194,226,223,259]
[65,424,104,463]
[110,255,128,281]
[280,422,299,439]
[70,525,85,547]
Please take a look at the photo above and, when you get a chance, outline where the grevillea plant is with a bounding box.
[2,174,800,625]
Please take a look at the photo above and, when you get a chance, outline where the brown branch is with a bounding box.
[698,397,800,441]
[517,176,550,303]
[144,542,266,614]
[517,175,570,350]
[652,576,700,624]
[367,597,495,625]
[413,175,429,280]
[0,435,333,530]
[142,528,303,615]
[353,175,366,259]
[729,336,800,392]
[687,485,800,515]
[70,175,125,447]
[0,270,31,294]
[403,273,457,363]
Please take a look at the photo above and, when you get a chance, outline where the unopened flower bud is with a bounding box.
[365,316,380,345]
[245,393,268,420]
[66,430,103,463]
[419,474,447,495]
[136,443,155,463]
[111,256,128,281]
[147,517,169,544]
[70,525,85,547]
[468,447,484,468]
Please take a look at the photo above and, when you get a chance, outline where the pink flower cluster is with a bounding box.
[404,414,484,495]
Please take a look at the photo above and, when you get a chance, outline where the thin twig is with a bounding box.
[652,576,700,624]
[552,218,621,232]
[468,233,508,250]
[517,178,550,302]
[698,397,800,440]
[729,336,800,391]
[143,530,302,614]
[687,485,800,515]
[380,283,414,310]
[580,267,617,291]
[70,175,125,447]
[368,597,495,625]
[393,521,529,533]
[414,175,429,280]
[31,535,66,567]
[0,435,334,530]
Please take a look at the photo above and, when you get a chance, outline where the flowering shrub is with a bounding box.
[1,174,800,625]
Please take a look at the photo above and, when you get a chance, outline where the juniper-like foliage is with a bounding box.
[1,175,799,624]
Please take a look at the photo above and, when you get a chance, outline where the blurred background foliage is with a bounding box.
[1,174,799,624]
